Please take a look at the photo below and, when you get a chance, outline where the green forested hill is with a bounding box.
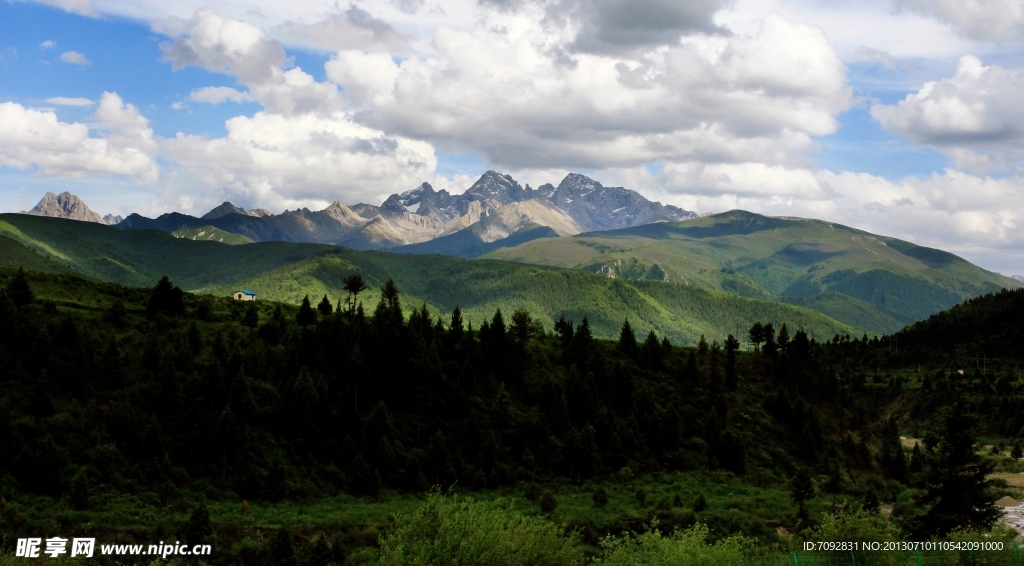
[482,210,1020,334]
[0,213,858,343]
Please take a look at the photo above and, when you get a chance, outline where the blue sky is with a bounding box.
[0,0,1022,273]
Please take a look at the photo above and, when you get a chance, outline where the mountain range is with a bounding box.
[15,173,1022,335]
[482,211,1022,334]
[115,171,694,254]
[0,213,858,344]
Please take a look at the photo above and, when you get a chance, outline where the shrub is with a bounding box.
[378,492,584,566]
[595,523,752,566]
[593,486,609,508]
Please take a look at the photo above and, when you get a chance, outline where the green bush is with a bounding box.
[377,492,585,566]
[595,523,753,566]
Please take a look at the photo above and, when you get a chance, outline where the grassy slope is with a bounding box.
[483,210,1021,333]
[171,225,255,245]
[0,213,859,344]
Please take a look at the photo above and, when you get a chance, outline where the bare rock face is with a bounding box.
[26,192,116,224]
[119,171,698,255]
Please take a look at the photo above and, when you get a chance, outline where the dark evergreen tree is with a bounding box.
[777,323,790,355]
[617,319,638,358]
[912,400,1000,538]
[693,493,707,512]
[317,294,332,317]
[510,308,534,345]
[6,267,33,307]
[790,467,814,521]
[449,306,464,342]
[763,322,778,358]
[724,334,740,391]
[296,295,316,326]
[182,505,213,547]
[342,273,367,315]
[748,322,764,352]
[146,276,185,318]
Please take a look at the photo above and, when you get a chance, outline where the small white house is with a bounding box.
[233,290,257,301]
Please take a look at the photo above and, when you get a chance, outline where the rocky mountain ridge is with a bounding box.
[24,192,120,225]
[116,171,695,254]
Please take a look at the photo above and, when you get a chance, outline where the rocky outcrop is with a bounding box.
[25,192,118,225]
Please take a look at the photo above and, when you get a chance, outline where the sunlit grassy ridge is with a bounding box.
[482,210,1020,334]
[0,214,858,343]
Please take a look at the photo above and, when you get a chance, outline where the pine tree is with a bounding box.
[749,322,764,352]
[182,505,213,546]
[296,295,316,326]
[317,294,332,317]
[913,400,1000,537]
[617,319,638,358]
[763,322,778,358]
[146,276,184,318]
[724,334,740,391]
[777,324,790,355]
[5,267,34,307]
[790,467,814,527]
[511,308,533,344]
[343,273,367,315]
[449,306,464,342]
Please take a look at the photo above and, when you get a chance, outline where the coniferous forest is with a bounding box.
[1,267,1023,565]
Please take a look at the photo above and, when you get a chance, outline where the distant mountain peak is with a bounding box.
[202,202,249,219]
[26,191,116,225]
[558,172,601,191]
[465,170,530,203]
[1012,275,1024,283]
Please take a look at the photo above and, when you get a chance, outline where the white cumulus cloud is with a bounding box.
[0,92,158,183]
[872,55,1024,173]
[893,0,1024,41]
[326,12,850,171]
[145,9,440,212]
